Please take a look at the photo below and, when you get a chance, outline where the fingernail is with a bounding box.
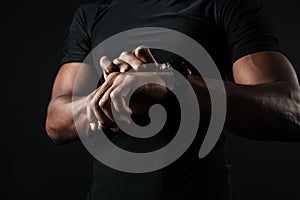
[90,123,96,131]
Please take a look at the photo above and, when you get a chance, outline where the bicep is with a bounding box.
[232,51,299,86]
[51,62,99,99]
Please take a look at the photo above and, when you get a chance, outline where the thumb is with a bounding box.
[134,46,157,64]
[100,56,119,79]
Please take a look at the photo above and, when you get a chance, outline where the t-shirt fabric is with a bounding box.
[59,0,281,199]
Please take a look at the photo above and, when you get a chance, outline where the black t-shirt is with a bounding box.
[60,0,280,199]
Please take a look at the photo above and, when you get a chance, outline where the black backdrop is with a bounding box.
[4,0,300,199]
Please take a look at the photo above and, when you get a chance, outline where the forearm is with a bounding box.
[224,81,300,141]
[46,95,90,144]
[188,75,300,141]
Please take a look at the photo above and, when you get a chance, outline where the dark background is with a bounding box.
[4,0,300,199]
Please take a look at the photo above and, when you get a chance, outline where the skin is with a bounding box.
[45,46,300,144]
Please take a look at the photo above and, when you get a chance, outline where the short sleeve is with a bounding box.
[59,5,91,66]
[216,0,281,63]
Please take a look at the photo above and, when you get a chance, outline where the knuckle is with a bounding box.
[91,99,98,109]
[113,58,120,64]
[135,46,148,56]
[89,96,99,109]
[98,100,106,109]
[88,96,94,105]
[87,94,93,102]
[122,64,132,72]
[110,91,118,100]
[135,45,148,52]
[120,51,130,57]
[107,71,120,80]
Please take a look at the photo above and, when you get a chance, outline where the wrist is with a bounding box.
[159,61,191,91]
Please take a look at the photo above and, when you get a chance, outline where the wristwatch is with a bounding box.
[159,61,191,92]
[159,61,190,79]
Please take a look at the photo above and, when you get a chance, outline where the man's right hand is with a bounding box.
[100,45,158,80]
[88,46,164,131]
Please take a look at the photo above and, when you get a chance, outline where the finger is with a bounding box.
[92,99,117,129]
[94,73,131,125]
[110,86,132,124]
[96,72,119,101]
[113,58,132,73]
[119,51,146,71]
[99,84,131,124]
[98,120,119,131]
[90,88,117,129]
[87,91,99,131]
[100,56,119,77]
[87,102,98,131]
[98,87,116,123]
[134,45,157,64]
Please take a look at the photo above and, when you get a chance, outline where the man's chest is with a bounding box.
[89,0,233,80]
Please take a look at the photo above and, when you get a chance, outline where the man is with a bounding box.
[45,0,300,199]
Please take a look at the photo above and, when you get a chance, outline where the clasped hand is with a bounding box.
[87,46,173,131]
